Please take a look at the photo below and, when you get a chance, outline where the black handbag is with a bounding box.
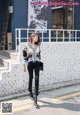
[39,45,43,71]
[39,61,43,71]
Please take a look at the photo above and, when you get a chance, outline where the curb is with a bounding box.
[0,78,80,101]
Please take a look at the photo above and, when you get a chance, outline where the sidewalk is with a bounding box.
[0,84,80,115]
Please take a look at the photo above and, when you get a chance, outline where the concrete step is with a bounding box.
[0,54,17,65]
[2,50,19,61]
[0,64,3,67]
[0,50,19,78]
[0,66,8,71]
[0,62,8,71]
[0,50,19,71]
[0,55,9,69]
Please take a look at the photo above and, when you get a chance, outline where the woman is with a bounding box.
[24,33,41,108]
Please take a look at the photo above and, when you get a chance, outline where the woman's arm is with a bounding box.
[24,43,33,56]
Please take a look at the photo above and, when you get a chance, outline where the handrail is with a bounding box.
[15,28,80,58]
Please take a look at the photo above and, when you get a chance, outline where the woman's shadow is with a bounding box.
[38,99,80,111]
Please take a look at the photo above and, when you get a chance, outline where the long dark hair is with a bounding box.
[29,33,41,46]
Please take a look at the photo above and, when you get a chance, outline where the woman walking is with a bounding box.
[24,33,41,108]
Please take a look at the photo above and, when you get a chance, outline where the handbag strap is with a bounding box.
[39,45,41,61]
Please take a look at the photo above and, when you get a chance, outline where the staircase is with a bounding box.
[0,0,19,80]
[0,0,10,50]
[0,50,19,80]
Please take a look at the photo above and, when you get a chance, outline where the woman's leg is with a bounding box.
[27,62,33,94]
[34,62,40,96]
[33,62,40,107]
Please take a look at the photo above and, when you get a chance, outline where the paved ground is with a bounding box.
[0,84,80,115]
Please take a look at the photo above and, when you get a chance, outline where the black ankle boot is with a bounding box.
[34,95,39,108]
[34,95,37,104]
[30,92,33,99]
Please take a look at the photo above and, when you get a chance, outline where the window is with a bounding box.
[51,0,75,29]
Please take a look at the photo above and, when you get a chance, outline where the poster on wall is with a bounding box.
[28,0,48,31]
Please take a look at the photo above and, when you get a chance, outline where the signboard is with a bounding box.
[28,0,48,29]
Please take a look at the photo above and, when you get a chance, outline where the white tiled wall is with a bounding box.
[0,42,80,97]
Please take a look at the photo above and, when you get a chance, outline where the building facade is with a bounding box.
[0,0,80,49]
[0,0,80,99]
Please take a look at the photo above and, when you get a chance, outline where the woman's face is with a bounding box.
[32,35,38,43]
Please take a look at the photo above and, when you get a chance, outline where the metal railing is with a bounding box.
[15,28,80,55]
